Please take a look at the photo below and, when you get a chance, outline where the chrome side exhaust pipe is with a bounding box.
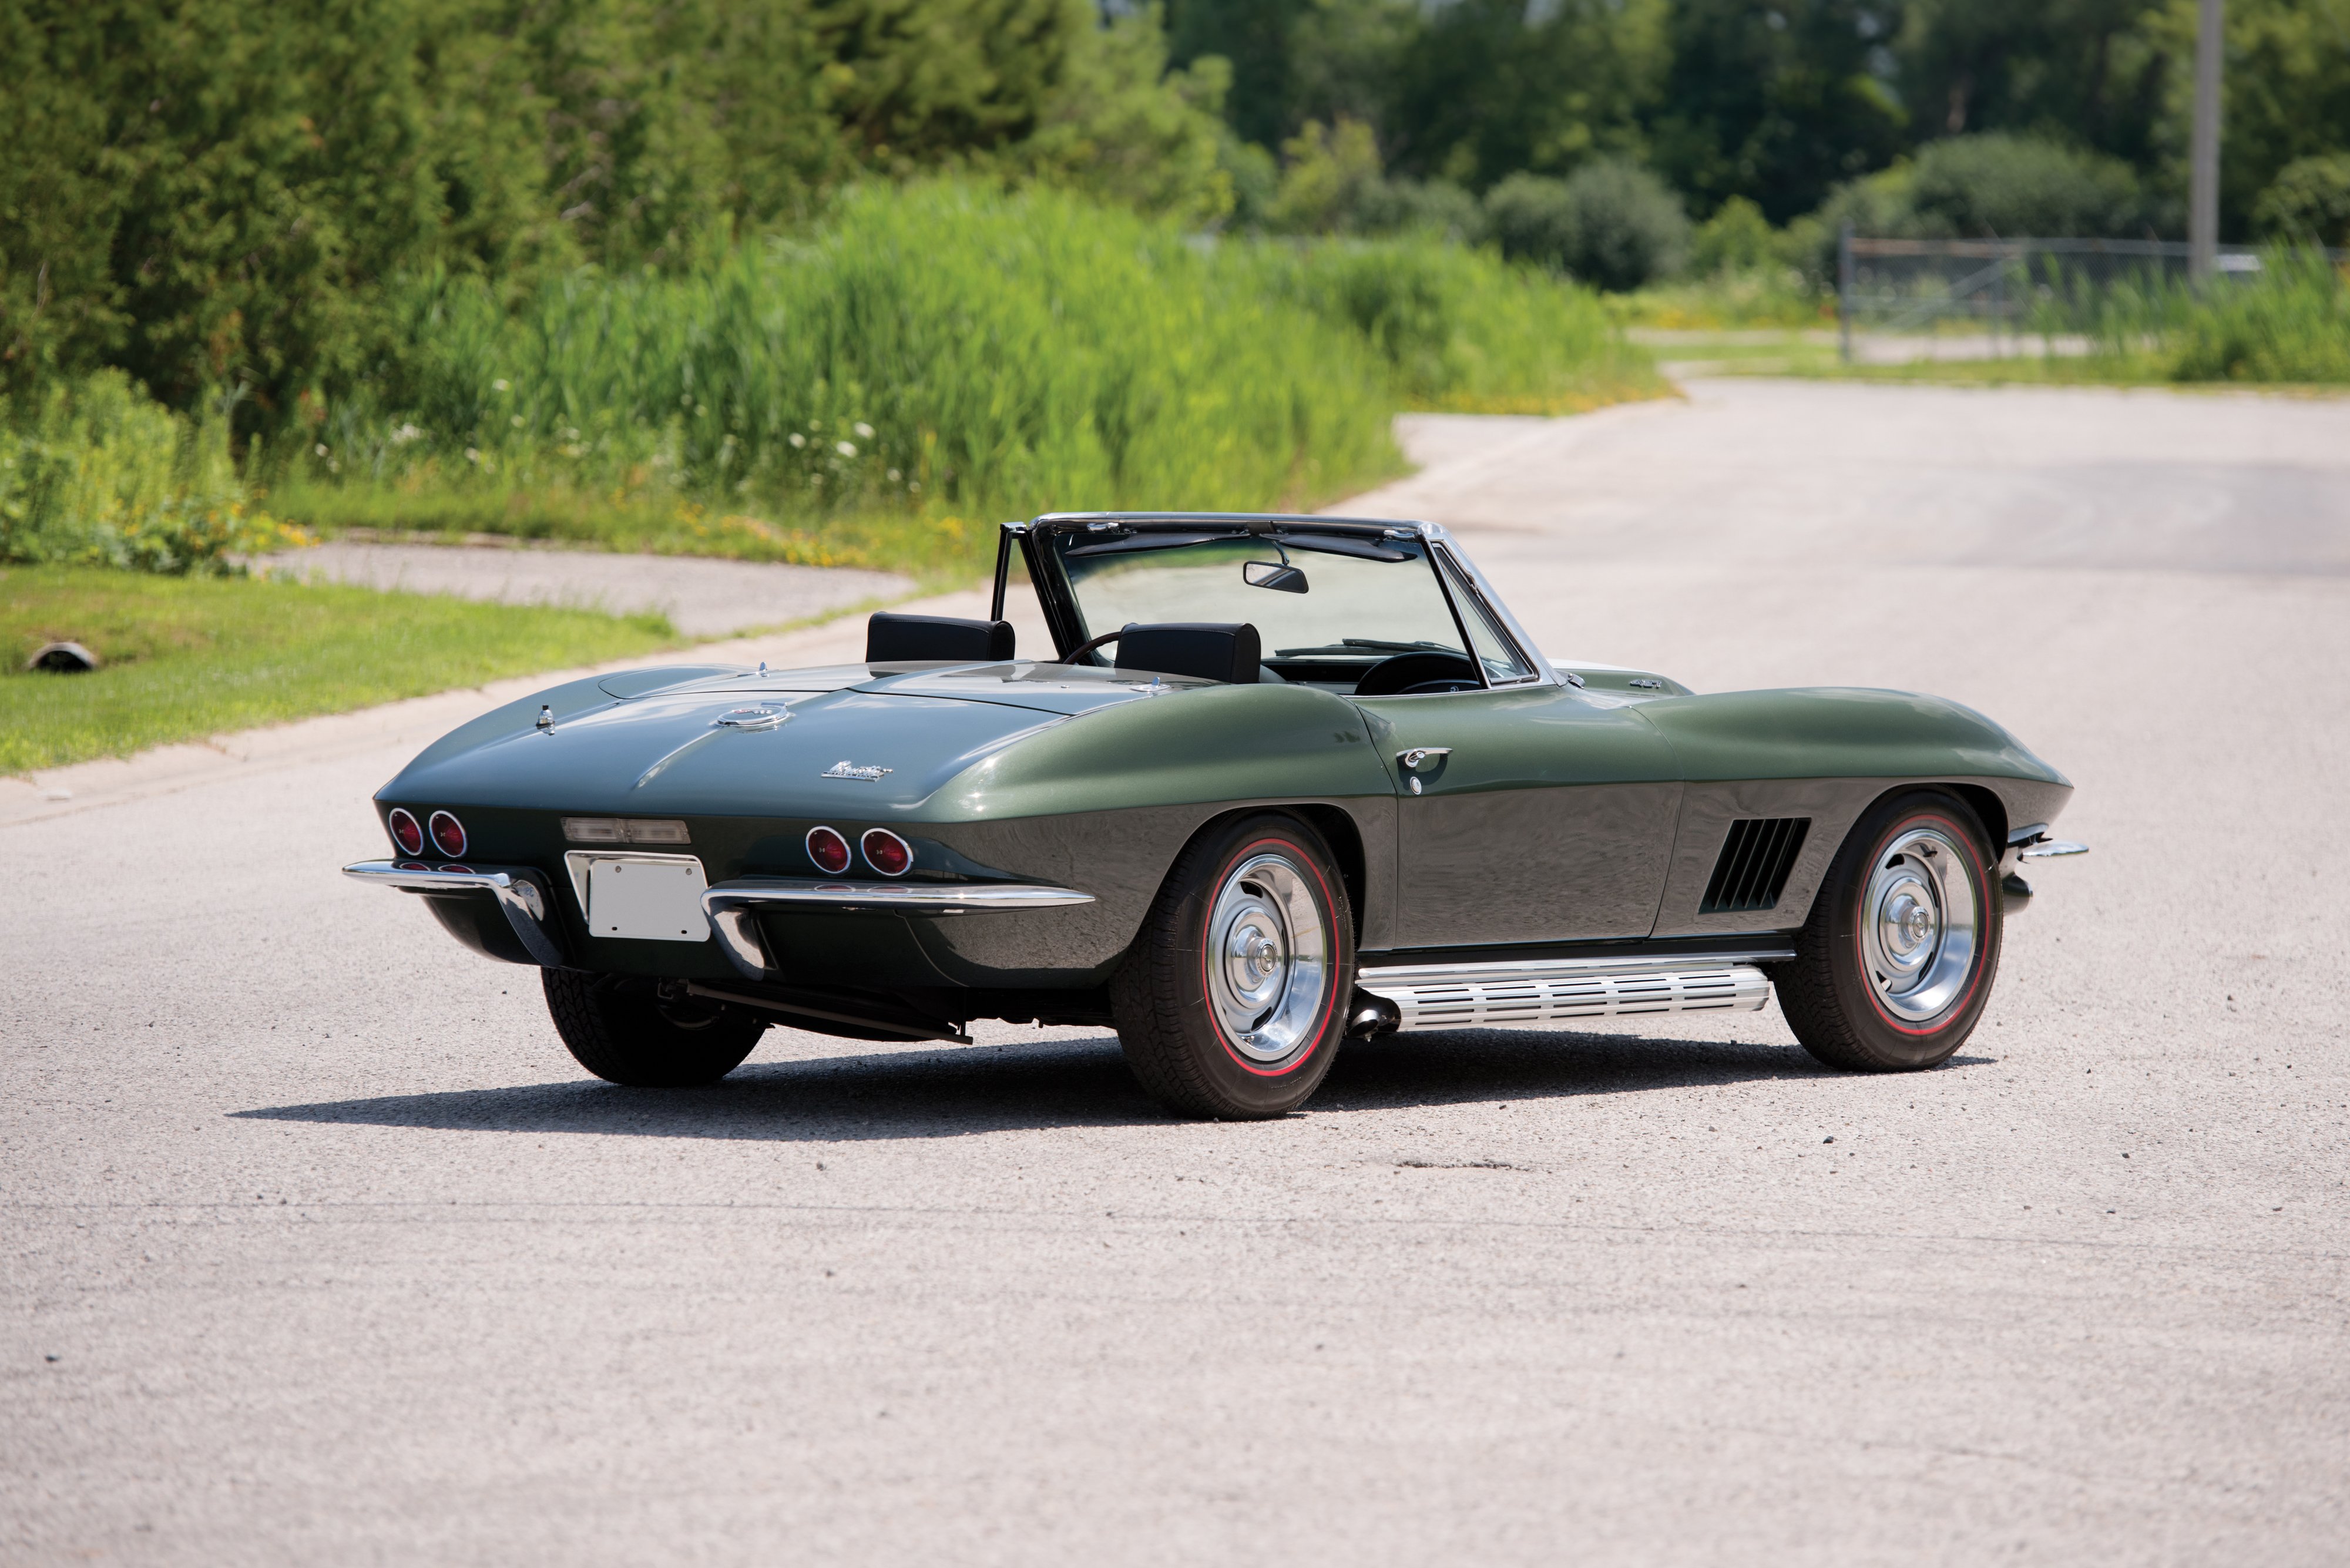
[1354,951,1788,1033]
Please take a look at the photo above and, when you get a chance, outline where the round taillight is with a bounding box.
[388,808,425,856]
[805,826,851,875]
[428,810,467,858]
[861,828,913,878]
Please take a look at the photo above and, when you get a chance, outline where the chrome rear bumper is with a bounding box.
[343,859,567,968]
[700,877,1094,981]
[346,857,1092,979]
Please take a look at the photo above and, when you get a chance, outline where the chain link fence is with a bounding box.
[1832,233,2340,361]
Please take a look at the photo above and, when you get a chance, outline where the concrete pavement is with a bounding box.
[258,538,912,639]
[5,380,2347,1564]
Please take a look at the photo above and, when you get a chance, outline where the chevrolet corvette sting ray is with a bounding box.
[345,513,2086,1118]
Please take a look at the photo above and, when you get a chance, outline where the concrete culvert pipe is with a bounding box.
[26,641,100,673]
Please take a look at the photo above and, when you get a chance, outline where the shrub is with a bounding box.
[1483,174,1580,271]
[2255,155,2350,247]
[1485,162,1691,293]
[0,372,299,574]
[1798,134,2151,278]
[1906,134,2148,239]
[1354,180,1488,245]
[1691,196,1777,276]
[1267,118,1388,234]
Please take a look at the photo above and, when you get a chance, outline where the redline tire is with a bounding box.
[1112,814,1355,1119]
[1777,790,2003,1073]
[542,970,766,1087]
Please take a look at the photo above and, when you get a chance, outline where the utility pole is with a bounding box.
[1838,223,1855,364]
[2190,0,2224,279]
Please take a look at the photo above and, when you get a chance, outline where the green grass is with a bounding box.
[1,566,680,774]
[1607,270,1832,331]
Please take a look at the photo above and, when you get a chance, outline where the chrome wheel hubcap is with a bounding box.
[1206,853,1330,1062]
[1859,826,1979,1023]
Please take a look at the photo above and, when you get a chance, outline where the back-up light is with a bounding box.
[861,828,913,878]
[428,810,467,857]
[806,826,851,875]
[388,808,425,856]
[562,817,691,845]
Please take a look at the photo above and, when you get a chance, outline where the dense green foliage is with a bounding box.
[0,565,677,771]
[267,183,1656,563]
[1,372,302,573]
[1,0,1233,421]
[1169,0,2350,236]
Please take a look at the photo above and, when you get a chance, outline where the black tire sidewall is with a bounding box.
[1144,815,1354,1116]
[543,969,765,1087]
[1816,793,2002,1069]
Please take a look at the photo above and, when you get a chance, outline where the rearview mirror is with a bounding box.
[1243,560,1309,594]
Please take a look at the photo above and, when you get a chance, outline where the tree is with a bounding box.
[1649,0,1909,223]
[1385,0,1668,189]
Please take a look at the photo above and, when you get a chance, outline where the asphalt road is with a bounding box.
[7,380,2348,1565]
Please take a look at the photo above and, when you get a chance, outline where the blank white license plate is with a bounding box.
[570,852,709,942]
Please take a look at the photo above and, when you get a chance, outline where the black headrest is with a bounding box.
[866,612,1015,664]
[1114,623,1260,685]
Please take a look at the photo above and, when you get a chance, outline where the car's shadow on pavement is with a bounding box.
[233,1027,1980,1143]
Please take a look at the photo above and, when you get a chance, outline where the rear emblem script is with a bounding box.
[821,760,893,781]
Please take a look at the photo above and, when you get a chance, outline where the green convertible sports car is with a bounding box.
[346,512,2086,1118]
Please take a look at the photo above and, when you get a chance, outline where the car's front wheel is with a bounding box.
[1112,813,1354,1119]
[1777,789,2003,1072]
[542,971,767,1087]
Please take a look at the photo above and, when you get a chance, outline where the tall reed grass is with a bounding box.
[2020,247,2350,384]
[277,182,1660,571]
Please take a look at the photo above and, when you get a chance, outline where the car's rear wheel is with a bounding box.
[542,971,766,1087]
[1777,790,2003,1072]
[1112,813,1354,1119]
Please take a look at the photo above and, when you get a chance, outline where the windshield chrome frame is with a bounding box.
[1003,513,1557,689]
[1428,533,1546,688]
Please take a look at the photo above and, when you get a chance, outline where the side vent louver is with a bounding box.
[1701,817,1811,914]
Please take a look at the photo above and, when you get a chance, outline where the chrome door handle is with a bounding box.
[1398,747,1452,771]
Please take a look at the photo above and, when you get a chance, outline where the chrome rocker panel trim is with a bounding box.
[343,859,566,968]
[1357,948,1794,1032]
[700,877,1097,981]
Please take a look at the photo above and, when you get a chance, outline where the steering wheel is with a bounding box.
[1352,651,1482,697]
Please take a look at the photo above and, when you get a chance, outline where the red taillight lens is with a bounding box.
[861,828,912,878]
[806,826,851,875]
[428,810,467,858]
[388,808,425,856]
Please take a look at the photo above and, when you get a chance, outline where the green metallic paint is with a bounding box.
[1637,687,2070,788]
[1358,684,1684,946]
[934,680,1391,820]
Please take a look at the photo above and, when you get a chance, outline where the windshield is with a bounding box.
[1046,529,1486,680]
